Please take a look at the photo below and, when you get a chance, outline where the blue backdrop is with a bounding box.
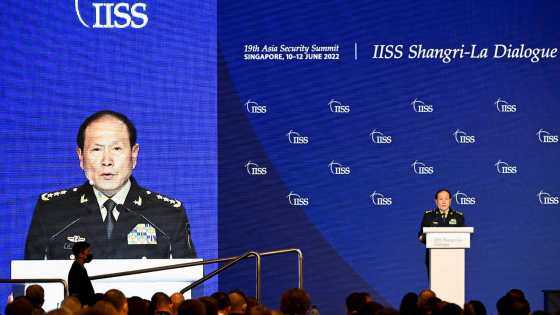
[218,1,560,314]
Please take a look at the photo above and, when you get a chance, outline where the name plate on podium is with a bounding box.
[423,227,473,248]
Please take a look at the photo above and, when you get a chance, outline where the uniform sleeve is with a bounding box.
[418,213,428,243]
[24,200,47,260]
[169,205,197,258]
[459,214,466,227]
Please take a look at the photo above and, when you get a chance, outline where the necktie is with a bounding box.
[442,213,447,224]
[104,199,117,239]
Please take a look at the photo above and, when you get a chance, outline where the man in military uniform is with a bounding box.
[24,110,196,260]
[418,189,465,273]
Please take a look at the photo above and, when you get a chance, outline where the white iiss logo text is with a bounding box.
[287,192,308,206]
[411,160,433,174]
[453,191,475,205]
[370,129,391,144]
[495,98,516,112]
[329,99,350,113]
[245,161,267,175]
[453,129,475,143]
[536,129,558,143]
[538,190,558,205]
[328,160,350,175]
[244,100,266,114]
[286,130,308,144]
[370,191,392,205]
[411,98,433,113]
[75,0,148,28]
[495,159,517,174]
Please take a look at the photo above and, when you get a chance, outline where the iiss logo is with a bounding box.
[411,160,433,174]
[411,98,433,113]
[536,129,558,143]
[538,190,559,205]
[453,129,475,143]
[370,191,392,205]
[328,160,350,175]
[245,161,267,175]
[495,98,516,112]
[287,191,308,206]
[244,100,266,114]
[329,99,350,113]
[286,130,308,144]
[75,0,148,28]
[495,159,517,174]
[453,191,476,205]
[370,129,392,144]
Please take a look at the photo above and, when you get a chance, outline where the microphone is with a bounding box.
[430,216,439,227]
[44,209,92,260]
[118,205,173,259]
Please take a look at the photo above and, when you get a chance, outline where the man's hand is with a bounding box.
[419,235,423,242]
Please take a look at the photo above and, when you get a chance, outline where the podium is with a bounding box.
[423,227,474,306]
[12,259,203,311]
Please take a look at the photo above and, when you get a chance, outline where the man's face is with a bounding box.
[76,115,139,197]
[435,191,452,210]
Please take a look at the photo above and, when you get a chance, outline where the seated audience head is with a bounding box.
[497,296,513,315]
[432,301,448,315]
[45,309,72,315]
[128,296,149,315]
[440,304,462,315]
[532,311,551,315]
[26,285,45,307]
[270,310,283,315]
[103,289,129,315]
[510,298,530,315]
[229,291,247,315]
[246,297,259,313]
[6,296,34,315]
[211,292,231,315]
[507,290,525,300]
[152,292,174,315]
[361,293,372,303]
[418,290,436,308]
[399,292,419,315]
[346,293,368,315]
[468,301,487,315]
[172,293,186,315]
[356,302,384,315]
[179,299,207,315]
[246,306,272,315]
[85,294,105,309]
[61,296,82,314]
[91,300,118,315]
[199,297,220,315]
[279,288,311,315]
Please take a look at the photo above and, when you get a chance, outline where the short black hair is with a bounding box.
[152,292,172,309]
[210,292,230,311]
[72,241,90,256]
[279,288,310,315]
[77,110,137,151]
[346,293,367,313]
[435,189,451,199]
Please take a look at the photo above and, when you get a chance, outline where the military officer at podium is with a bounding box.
[418,189,465,271]
[24,110,197,260]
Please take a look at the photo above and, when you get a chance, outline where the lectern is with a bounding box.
[12,259,203,311]
[423,227,474,306]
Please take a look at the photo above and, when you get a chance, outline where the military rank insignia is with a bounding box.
[449,219,457,225]
[127,224,158,245]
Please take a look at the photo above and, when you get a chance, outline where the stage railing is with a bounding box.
[0,279,68,297]
[88,248,303,303]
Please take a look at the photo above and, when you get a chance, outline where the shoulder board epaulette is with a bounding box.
[143,190,183,209]
[425,209,435,213]
[40,187,80,203]
[454,211,463,215]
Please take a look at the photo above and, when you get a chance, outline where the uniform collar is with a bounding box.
[92,179,131,209]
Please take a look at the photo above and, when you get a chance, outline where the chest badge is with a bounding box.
[449,218,457,225]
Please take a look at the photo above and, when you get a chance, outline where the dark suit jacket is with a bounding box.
[25,176,196,260]
[418,208,466,265]
[68,260,94,299]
